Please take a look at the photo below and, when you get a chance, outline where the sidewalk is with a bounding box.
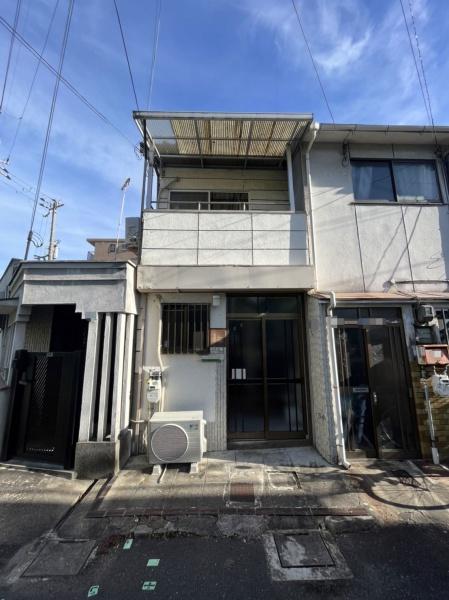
[1,448,449,595]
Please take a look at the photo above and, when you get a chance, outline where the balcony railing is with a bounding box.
[152,198,291,212]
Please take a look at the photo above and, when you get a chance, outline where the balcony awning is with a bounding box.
[133,111,313,167]
[310,290,449,303]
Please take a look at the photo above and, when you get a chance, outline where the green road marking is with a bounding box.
[147,559,160,567]
[142,581,157,591]
[123,539,133,550]
[87,585,99,597]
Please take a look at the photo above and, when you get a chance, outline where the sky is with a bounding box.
[0,0,448,272]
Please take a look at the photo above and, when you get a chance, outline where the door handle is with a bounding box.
[372,392,378,405]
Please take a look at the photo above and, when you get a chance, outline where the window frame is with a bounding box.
[161,303,210,355]
[169,190,250,211]
[351,158,443,204]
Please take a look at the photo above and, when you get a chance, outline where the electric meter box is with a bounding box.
[415,304,436,324]
[417,344,449,366]
[144,366,163,405]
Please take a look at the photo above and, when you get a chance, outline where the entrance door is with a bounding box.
[7,351,84,468]
[227,314,306,441]
[336,325,417,458]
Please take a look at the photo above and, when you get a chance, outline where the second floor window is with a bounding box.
[169,190,249,210]
[351,160,441,203]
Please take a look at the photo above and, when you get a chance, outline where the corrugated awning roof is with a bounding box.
[310,290,449,303]
[133,111,313,160]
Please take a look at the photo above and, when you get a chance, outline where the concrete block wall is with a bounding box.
[411,364,449,461]
[305,296,337,463]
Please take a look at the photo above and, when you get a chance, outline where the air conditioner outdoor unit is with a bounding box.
[148,411,207,466]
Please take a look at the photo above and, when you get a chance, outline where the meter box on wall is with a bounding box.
[417,344,449,366]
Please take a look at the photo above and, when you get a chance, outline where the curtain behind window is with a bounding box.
[392,162,440,202]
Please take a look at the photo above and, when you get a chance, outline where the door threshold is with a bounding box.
[0,458,76,480]
[227,439,311,450]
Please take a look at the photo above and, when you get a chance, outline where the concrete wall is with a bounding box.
[305,295,337,463]
[142,292,227,452]
[310,143,449,293]
[10,262,138,316]
[141,211,309,267]
[159,167,289,210]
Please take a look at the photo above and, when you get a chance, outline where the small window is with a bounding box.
[351,159,441,203]
[108,243,116,253]
[170,191,208,210]
[352,161,395,202]
[210,192,248,211]
[161,303,210,354]
[392,162,440,203]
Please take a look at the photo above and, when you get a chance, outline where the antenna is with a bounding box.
[115,177,131,260]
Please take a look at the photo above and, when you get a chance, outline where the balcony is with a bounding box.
[141,210,309,267]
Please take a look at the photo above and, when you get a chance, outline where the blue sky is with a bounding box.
[0,0,448,271]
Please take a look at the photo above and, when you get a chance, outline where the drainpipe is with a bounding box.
[421,368,440,465]
[304,123,319,270]
[326,291,351,469]
[286,145,295,212]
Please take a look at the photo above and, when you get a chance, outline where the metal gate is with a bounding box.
[6,350,83,468]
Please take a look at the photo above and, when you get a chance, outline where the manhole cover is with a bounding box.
[274,532,334,568]
[230,482,255,503]
[23,540,96,577]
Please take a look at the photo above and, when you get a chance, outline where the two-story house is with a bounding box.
[131,112,449,467]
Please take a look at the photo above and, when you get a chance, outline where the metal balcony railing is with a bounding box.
[151,198,291,212]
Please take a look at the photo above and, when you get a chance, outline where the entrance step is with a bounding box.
[0,460,77,480]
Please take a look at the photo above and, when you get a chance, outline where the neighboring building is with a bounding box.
[87,217,139,262]
[0,260,137,478]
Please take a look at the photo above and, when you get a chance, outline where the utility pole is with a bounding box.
[115,178,131,260]
[39,197,63,260]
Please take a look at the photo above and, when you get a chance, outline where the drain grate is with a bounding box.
[230,482,255,503]
[267,471,301,489]
[388,469,425,489]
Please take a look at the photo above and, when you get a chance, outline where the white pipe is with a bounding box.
[325,291,351,469]
[304,124,319,272]
[286,145,295,212]
[422,377,440,465]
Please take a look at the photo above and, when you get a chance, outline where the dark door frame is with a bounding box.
[226,295,310,442]
[337,321,418,459]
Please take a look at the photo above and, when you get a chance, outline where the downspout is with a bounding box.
[326,291,351,469]
[304,122,319,269]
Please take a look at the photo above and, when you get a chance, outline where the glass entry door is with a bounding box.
[336,325,417,458]
[227,315,306,440]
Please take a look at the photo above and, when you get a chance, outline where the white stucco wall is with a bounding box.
[310,143,449,293]
[142,292,227,451]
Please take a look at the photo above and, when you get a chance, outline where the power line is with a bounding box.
[398,0,432,126]
[0,15,136,148]
[0,0,22,113]
[407,0,436,131]
[25,0,74,260]
[113,0,139,109]
[146,0,162,109]
[290,0,335,124]
[5,0,60,163]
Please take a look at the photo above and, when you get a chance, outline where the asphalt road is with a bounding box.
[2,522,449,600]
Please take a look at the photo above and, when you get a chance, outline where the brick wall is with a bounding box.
[410,363,449,461]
